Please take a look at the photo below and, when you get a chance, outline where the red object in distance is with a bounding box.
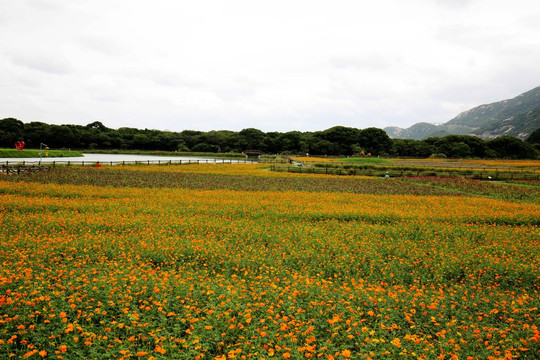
[15,141,25,150]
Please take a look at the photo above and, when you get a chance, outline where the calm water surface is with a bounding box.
[1,153,250,164]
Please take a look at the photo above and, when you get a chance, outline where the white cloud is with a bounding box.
[1,0,539,132]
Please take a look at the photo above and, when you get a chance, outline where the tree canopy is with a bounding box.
[0,118,537,159]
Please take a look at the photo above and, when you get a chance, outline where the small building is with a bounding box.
[243,150,264,161]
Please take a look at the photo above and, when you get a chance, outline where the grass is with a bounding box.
[339,157,393,164]
[0,148,83,158]
[271,158,540,181]
[0,162,539,359]
[85,149,246,158]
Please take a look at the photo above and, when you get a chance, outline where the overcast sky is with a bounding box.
[1,0,539,133]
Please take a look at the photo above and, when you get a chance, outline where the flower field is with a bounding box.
[1,164,539,359]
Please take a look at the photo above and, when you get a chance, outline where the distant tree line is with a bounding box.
[1,118,538,159]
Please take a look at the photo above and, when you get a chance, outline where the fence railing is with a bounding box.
[2,158,539,180]
[269,165,540,180]
[2,158,265,167]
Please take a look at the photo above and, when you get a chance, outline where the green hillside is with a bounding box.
[385,86,540,140]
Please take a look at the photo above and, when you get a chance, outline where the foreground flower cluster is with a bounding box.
[1,164,539,359]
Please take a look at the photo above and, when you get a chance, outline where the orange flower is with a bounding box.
[23,350,38,358]
[391,338,402,348]
[154,345,166,355]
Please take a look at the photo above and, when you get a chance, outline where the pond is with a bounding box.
[0,153,255,165]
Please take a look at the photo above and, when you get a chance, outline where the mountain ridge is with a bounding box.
[384,86,540,140]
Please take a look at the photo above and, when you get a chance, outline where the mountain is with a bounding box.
[384,122,438,140]
[384,86,540,140]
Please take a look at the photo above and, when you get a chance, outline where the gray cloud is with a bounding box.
[329,55,394,72]
[25,0,64,11]
[78,35,128,57]
[0,0,539,132]
[9,52,73,75]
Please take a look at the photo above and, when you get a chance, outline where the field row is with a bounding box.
[4,164,540,204]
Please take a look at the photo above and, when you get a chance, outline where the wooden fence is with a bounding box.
[1,158,262,168]
[1,164,51,175]
[2,158,539,181]
[269,165,540,180]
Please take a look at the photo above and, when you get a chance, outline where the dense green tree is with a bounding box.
[48,125,76,148]
[0,118,24,132]
[276,131,308,153]
[526,128,540,144]
[1,118,538,159]
[391,139,435,158]
[450,142,473,158]
[191,143,215,152]
[487,136,538,159]
[239,128,265,150]
[180,130,203,150]
[358,127,393,156]
[463,135,488,157]
[86,121,109,132]
[310,139,334,155]
[424,135,488,158]
[23,122,51,148]
[0,118,24,147]
[261,132,282,154]
[316,126,361,155]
